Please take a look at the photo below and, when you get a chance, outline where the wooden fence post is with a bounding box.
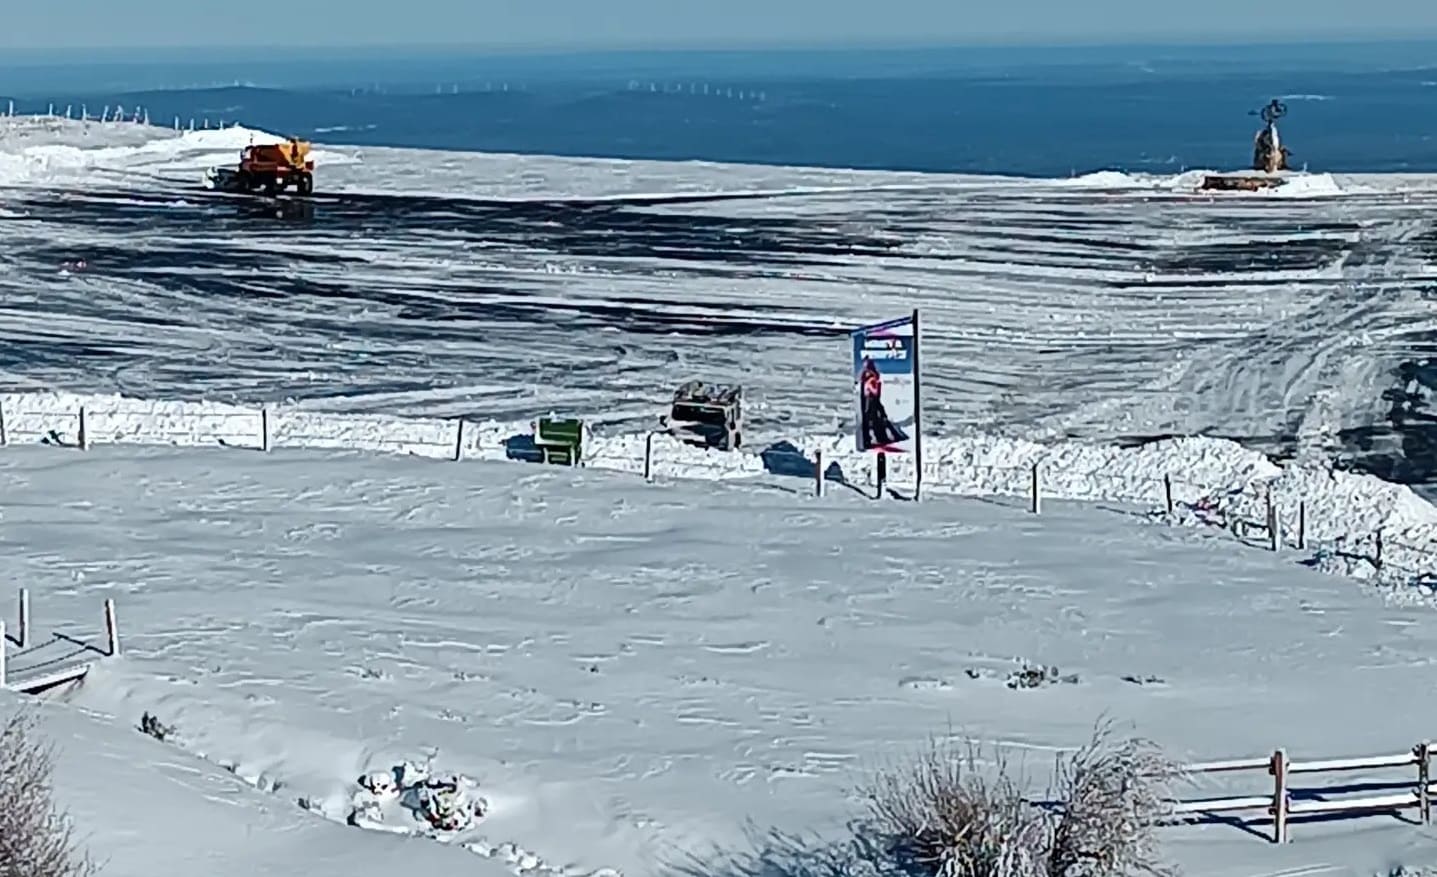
[1267,490,1279,552]
[260,407,271,452]
[1030,462,1041,514]
[18,588,29,650]
[1375,529,1384,570]
[1270,748,1289,843]
[104,599,119,657]
[1164,474,1174,515]
[814,450,824,497]
[1297,501,1306,551]
[643,433,655,482]
[78,406,88,450]
[0,396,7,447]
[453,419,465,462]
[1417,741,1432,825]
[0,620,6,688]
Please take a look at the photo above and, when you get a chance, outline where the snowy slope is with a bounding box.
[3,115,1437,475]
[6,114,1437,876]
[0,691,514,877]
[5,443,1437,876]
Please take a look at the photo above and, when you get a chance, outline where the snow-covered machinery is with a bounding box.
[204,136,315,195]
[1200,99,1294,192]
[415,776,476,831]
[348,760,488,835]
[659,381,743,451]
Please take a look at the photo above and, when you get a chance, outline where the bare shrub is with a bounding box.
[857,720,1181,877]
[0,709,95,877]
[1045,719,1181,877]
[857,736,1051,877]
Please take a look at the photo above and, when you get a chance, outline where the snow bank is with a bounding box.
[1159,169,1347,198]
[1056,170,1145,189]
[0,116,353,186]
[4,389,1437,593]
[1049,168,1348,198]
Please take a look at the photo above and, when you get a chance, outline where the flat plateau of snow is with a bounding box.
[6,442,1437,876]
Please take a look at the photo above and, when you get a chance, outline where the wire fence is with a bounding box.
[3,391,1437,590]
[4,101,237,134]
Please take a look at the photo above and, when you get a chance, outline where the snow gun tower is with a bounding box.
[1251,98,1291,173]
[1201,99,1294,192]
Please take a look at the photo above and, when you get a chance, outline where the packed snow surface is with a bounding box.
[3,115,1437,470]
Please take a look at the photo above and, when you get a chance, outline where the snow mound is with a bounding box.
[349,762,489,836]
[327,760,619,876]
[0,116,352,186]
[1162,169,1346,198]
[1058,170,1145,189]
[1049,168,1347,198]
[171,124,289,151]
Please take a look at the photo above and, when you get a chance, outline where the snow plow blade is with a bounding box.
[202,166,241,191]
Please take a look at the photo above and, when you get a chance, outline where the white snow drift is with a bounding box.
[6,443,1437,877]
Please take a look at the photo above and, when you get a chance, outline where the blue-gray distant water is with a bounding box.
[2,40,1437,177]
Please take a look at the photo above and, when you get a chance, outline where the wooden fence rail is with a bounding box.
[1169,743,1433,843]
[1,589,119,695]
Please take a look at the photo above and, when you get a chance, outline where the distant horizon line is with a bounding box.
[4,32,1437,59]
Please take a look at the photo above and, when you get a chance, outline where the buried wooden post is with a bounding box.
[1163,474,1174,515]
[260,407,271,452]
[814,449,824,498]
[1417,741,1432,825]
[104,598,119,657]
[1270,748,1290,843]
[643,433,655,482]
[453,419,465,462]
[1375,529,1385,570]
[77,406,88,451]
[0,620,6,688]
[1267,490,1279,552]
[1030,462,1041,514]
[0,396,7,447]
[1297,501,1307,551]
[18,588,29,650]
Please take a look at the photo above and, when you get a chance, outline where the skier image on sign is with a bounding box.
[859,357,908,449]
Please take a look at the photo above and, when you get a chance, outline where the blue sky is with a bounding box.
[4,0,1437,50]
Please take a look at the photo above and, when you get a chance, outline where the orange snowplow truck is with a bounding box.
[204,137,315,195]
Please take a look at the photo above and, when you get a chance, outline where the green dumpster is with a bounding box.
[535,417,583,466]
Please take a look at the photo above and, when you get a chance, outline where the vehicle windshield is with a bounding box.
[672,403,725,425]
